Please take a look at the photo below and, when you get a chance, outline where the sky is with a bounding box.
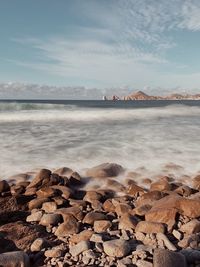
[1,0,200,97]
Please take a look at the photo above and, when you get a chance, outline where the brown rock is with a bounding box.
[69,230,94,244]
[193,175,200,190]
[36,187,58,198]
[106,179,125,191]
[0,180,10,193]
[30,238,50,252]
[42,201,57,213]
[69,241,90,257]
[39,213,62,226]
[86,163,124,178]
[55,215,79,236]
[45,247,64,258]
[53,167,73,178]
[153,249,187,267]
[103,199,115,212]
[27,169,51,189]
[51,185,71,199]
[134,204,152,216]
[115,203,132,217]
[126,183,145,197]
[178,198,200,218]
[56,207,83,221]
[83,211,107,225]
[136,191,165,207]
[28,197,49,210]
[118,214,138,230]
[103,239,130,257]
[26,211,43,222]
[135,221,165,234]
[83,191,102,203]
[175,185,192,197]
[94,220,112,233]
[180,219,200,234]
[150,178,171,191]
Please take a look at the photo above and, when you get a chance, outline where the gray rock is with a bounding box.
[69,241,90,257]
[153,249,187,267]
[103,239,130,258]
[0,251,30,267]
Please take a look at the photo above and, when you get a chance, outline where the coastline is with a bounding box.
[0,162,200,266]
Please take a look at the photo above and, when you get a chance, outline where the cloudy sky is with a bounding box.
[1,0,200,96]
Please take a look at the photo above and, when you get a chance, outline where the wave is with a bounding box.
[0,103,200,122]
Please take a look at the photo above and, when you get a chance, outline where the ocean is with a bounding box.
[1,100,200,182]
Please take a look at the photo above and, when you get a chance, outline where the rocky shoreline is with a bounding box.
[1,163,200,266]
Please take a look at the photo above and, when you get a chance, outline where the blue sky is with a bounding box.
[1,0,200,91]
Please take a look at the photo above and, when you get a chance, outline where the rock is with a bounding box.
[28,197,49,210]
[103,199,116,212]
[36,187,58,198]
[180,219,200,234]
[53,167,73,177]
[69,241,90,257]
[26,210,43,222]
[178,198,200,218]
[137,260,153,267]
[0,180,10,193]
[181,249,200,263]
[136,191,166,207]
[55,207,83,221]
[135,221,165,234]
[51,185,72,199]
[42,201,57,213]
[118,214,138,230]
[69,230,94,244]
[83,211,107,225]
[175,185,192,197]
[0,251,30,267]
[126,183,145,197]
[106,179,125,191]
[156,233,177,251]
[27,169,51,189]
[94,220,112,233]
[90,233,104,243]
[153,249,187,267]
[103,239,130,258]
[115,203,132,217]
[39,213,62,226]
[45,247,64,258]
[86,163,124,178]
[134,204,152,216]
[30,238,50,252]
[83,191,102,203]
[69,171,82,185]
[172,229,182,240]
[0,221,47,252]
[150,178,171,191]
[193,174,200,190]
[55,215,79,236]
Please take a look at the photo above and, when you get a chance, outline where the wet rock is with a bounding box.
[27,169,51,189]
[153,249,187,267]
[51,185,72,200]
[86,163,124,178]
[83,211,107,225]
[136,191,166,207]
[69,241,90,257]
[42,201,57,213]
[39,213,62,226]
[193,175,200,190]
[0,180,10,193]
[150,178,171,191]
[69,230,94,244]
[30,238,50,252]
[94,220,112,233]
[28,197,49,210]
[126,183,145,197]
[55,215,79,236]
[135,221,165,234]
[0,251,30,267]
[103,239,130,258]
[36,187,58,198]
[103,199,116,213]
[178,198,200,218]
[83,191,102,203]
[106,179,125,192]
[55,207,83,221]
[26,210,43,222]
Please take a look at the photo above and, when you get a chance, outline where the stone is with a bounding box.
[94,220,112,233]
[45,247,64,258]
[55,207,83,221]
[53,167,73,178]
[36,187,58,198]
[150,178,171,191]
[69,241,90,257]
[153,249,187,267]
[106,179,125,192]
[137,260,153,267]
[30,238,50,252]
[90,233,104,243]
[26,211,43,222]
[180,219,200,234]
[175,185,192,197]
[42,201,57,213]
[0,251,30,267]
[193,175,200,190]
[69,230,94,244]
[39,213,62,226]
[83,211,107,225]
[172,229,182,240]
[134,204,152,216]
[0,180,10,193]
[118,214,138,230]
[136,191,166,207]
[103,239,130,258]
[83,191,102,203]
[51,185,72,199]
[28,197,49,210]
[126,183,145,197]
[135,221,165,234]
[115,203,132,217]
[55,215,79,236]
[181,249,200,263]
[178,198,200,218]
[156,233,177,251]
[27,169,51,189]
[86,163,124,178]
[103,199,116,212]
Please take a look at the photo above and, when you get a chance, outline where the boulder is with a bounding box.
[45,246,64,258]
[30,238,50,252]
[126,183,145,197]
[42,201,57,213]
[83,211,107,225]
[0,251,30,267]
[103,199,116,212]
[55,207,83,221]
[180,219,200,234]
[55,215,79,236]
[39,213,62,226]
[83,191,102,203]
[36,187,58,198]
[94,220,112,233]
[136,191,166,207]
[69,230,94,244]
[115,203,132,217]
[69,241,90,257]
[27,169,51,189]
[51,185,71,199]
[26,211,43,222]
[103,239,130,258]
[86,163,124,178]
[153,249,187,267]
[150,179,171,191]
[135,221,165,234]
[118,214,138,230]
[28,197,49,210]
[0,180,10,193]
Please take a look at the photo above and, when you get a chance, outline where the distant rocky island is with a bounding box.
[104,91,200,100]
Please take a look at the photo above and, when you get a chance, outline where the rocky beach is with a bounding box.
[1,162,200,266]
